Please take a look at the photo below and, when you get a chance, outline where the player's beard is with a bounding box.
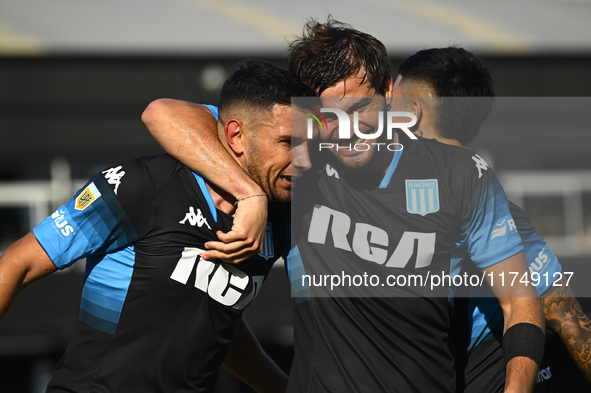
[243,144,290,203]
[330,133,393,174]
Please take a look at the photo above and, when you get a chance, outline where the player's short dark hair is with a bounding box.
[218,60,316,119]
[399,47,494,146]
[288,18,392,96]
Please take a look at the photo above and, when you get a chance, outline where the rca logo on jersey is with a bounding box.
[529,248,551,274]
[472,154,489,179]
[308,205,436,268]
[179,206,211,230]
[490,218,517,240]
[75,182,102,211]
[51,208,75,237]
[102,166,125,195]
[170,247,264,310]
[405,179,439,216]
[258,223,274,259]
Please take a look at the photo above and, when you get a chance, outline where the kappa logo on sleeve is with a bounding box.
[472,154,489,179]
[102,166,125,195]
[75,182,102,211]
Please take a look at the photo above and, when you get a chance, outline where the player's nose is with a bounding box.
[292,143,312,172]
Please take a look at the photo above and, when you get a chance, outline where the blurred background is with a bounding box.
[1,0,590,391]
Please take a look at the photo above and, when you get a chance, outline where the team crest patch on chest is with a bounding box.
[405,179,440,216]
[258,222,274,260]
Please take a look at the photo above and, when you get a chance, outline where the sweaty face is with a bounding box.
[319,69,392,171]
[243,105,311,203]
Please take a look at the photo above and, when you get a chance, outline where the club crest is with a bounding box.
[405,179,439,216]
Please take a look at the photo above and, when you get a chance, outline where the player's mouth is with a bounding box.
[279,174,297,187]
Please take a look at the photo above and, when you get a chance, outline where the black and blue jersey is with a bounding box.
[287,133,523,392]
[33,147,287,390]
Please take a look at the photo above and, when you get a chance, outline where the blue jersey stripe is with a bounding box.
[81,286,125,311]
[286,245,310,305]
[379,148,403,189]
[79,309,118,335]
[203,104,219,120]
[80,246,136,334]
[80,298,121,323]
[192,173,218,223]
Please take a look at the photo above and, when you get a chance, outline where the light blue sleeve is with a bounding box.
[459,168,523,269]
[510,202,562,295]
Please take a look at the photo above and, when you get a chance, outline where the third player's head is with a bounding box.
[289,18,394,171]
[218,60,316,203]
[392,47,495,147]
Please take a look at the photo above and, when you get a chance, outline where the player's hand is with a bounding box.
[202,195,268,263]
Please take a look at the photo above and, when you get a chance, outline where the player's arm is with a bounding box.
[0,232,57,319]
[142,99,267,263]
[483,251,545,393]
[223,317,288,393]
[541,279,591,381]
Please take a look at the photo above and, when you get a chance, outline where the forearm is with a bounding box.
[0,232,56,319]
[542,284,591,381]
[223,318,288,393]
[485,253,545,392]
[502,297,545,393]
[142,99,262,199]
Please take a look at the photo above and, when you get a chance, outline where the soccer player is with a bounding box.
[141,20,544,392]
[391,46,591,392]
[0,60,316,392]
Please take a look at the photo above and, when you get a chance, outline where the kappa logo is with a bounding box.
[75,182,102,211]
[179,206,211,230]
[52,208,75,237]
[472,154,489,179]
[102,166,125,195]
[491,218,516,240]
[325,164,340,179]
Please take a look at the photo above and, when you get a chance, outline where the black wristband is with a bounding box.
[502,322,545,368]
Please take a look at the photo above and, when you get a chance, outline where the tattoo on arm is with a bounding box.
[542,281,591,380]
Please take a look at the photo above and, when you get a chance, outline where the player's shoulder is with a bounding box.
[404,134,475,165]
[403,135,489,180]
[97,154,191,199]
[508,200,531,225]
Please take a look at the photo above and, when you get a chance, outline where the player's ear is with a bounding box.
[384,75,394,98]
[224,119,246,155]
[410,99,424,132]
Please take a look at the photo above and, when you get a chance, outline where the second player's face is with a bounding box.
[243,105,312,203]
[319,69,390,171]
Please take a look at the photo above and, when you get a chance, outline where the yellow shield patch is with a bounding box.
[75,182,102,211]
